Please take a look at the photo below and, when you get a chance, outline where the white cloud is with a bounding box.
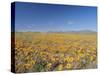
[67,21,74,25]
[27,24,36,29]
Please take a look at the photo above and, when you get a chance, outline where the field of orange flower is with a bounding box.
[14,32,97,73]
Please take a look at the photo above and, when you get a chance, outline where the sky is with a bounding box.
[14,2,97,32]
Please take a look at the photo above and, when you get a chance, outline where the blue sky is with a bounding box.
[14,2,97,32]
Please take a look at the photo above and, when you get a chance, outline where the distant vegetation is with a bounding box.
[13,31,97,73]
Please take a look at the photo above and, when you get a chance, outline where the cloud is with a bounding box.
[27,25,32,29]
[67,21,74,25]
[27,24,36,29]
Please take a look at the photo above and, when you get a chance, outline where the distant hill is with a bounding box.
[15,30,97,35]
[47,30,97,34]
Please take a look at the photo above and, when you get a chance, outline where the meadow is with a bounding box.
[14,32,97,73]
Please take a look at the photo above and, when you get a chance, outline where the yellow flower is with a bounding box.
[51,58,56,62]
[47,63,52,68]
[58,64,63,71]
[24,64,31,69]
[64,57,74,62]
[60,54,64,58]
[76,56,80,61]
[55,58,59,61]
[31,60,36,64]
[90,56,94,61]
[66,63,72,69]
[43,58,46,61]
[79,53,84,57]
